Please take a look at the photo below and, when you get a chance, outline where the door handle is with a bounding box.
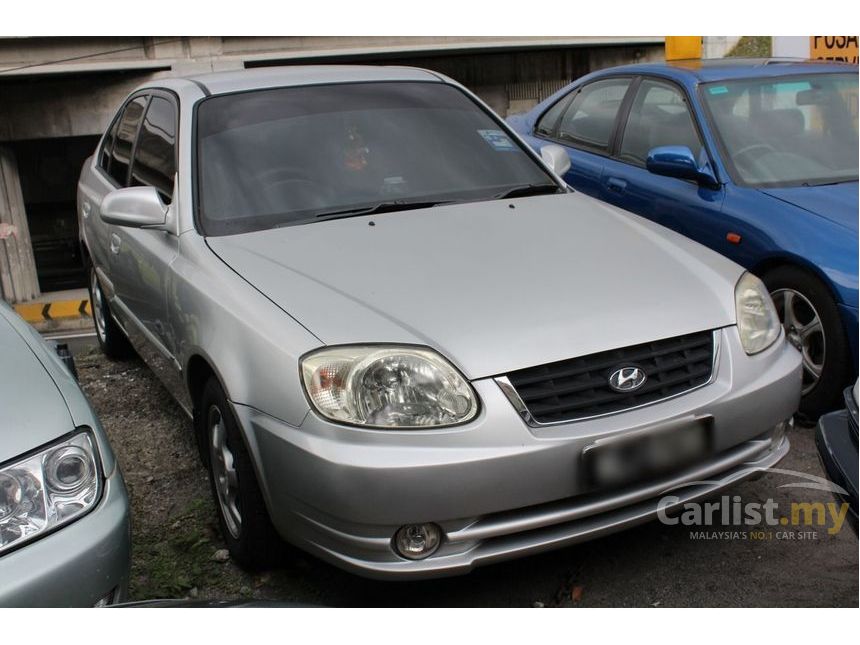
[110,233,122,255]
[81,202,92,218]
[606,177,628,194]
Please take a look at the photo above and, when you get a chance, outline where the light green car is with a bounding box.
[0,301,130,606]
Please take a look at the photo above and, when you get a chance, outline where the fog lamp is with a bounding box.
[394,523,442,560]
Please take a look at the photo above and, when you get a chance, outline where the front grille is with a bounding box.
[504,331,715,424]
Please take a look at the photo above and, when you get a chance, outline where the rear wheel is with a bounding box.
[199,377,284,569]
[762,265,851,419]
[88,266,133,359]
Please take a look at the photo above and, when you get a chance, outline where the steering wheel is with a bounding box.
[258,166,315,186]
[733,143,777,164]
[256,166,327,208]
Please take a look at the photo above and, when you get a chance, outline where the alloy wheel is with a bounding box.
[771,288,825,395]
[208,405,242,539]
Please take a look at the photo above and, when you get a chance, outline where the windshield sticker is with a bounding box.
[769,81,812,93]
[478,129,517,151]
[708,85,729,95]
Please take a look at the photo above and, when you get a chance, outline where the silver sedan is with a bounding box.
[0,302,130,605]
[77,66,801,579]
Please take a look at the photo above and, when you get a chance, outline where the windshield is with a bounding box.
[701,73,858,187]
[195,81,558,235]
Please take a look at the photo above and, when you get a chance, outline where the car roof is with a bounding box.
[593,58,856,84]
[171,65,444,96]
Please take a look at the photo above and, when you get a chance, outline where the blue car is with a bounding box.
[508,58,858,418]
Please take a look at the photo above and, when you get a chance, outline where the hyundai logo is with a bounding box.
[608,366,647,392]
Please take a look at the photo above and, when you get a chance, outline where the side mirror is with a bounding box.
[540,144,571,177]
[100,186,167,228]
[646,146,718,188]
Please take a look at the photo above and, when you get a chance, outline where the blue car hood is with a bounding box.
[759,181,858,233]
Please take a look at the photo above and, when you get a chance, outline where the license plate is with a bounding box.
[583,417,712,489]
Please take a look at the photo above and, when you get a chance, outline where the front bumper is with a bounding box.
[240,326,801,579]
[0,470,131,607]
[815,402,859,534]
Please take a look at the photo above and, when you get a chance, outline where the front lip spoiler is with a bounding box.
[298,434,789,580]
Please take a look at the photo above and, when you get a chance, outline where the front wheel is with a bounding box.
[199,377,284,569]
[763,265,852,419]
[88,266,133,359]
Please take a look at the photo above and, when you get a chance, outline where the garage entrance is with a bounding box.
[9,135,99,292]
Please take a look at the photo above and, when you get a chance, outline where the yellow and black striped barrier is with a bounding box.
[15,298,92,324]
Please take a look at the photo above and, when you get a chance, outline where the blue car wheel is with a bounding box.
[764,265,852,419]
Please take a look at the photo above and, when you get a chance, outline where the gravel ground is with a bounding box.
[75,346,859,607]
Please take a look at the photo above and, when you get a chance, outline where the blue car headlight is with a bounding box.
[0,430,101,555]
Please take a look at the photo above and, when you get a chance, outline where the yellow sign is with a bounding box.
[810,36,858,63]
[665,36,702,61]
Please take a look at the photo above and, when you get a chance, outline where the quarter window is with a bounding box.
[535,93,573,137]
[109,96,147,186]
[619,79,703,165]
[130,96,177,203]
[556,78,632,150]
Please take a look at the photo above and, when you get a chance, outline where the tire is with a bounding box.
[88,265,134,359]
[762,265,852,419]
[198,376,284,569]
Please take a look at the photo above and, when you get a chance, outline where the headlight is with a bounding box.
[0,431,101,555]
[301,345,479,428]
[735,272,781,355]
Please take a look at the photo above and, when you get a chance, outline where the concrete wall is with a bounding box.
[0,37,665,143]
[0,37,664,76]
[772,36,810,58]
[0,72,157,143]
[703,36,742,59]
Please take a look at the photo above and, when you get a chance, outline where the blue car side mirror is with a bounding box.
[646,146,719,188]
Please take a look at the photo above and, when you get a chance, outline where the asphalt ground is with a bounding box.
[70,337,858,607]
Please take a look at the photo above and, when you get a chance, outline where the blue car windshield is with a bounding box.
[702,73,858,187]
[195,82,557,236]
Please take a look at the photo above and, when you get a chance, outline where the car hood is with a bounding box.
[207,193,742,379]
[0,308,73,463]
[759,181,858,233]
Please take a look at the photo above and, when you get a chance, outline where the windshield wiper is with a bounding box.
[800,179,853,187]
[313,199,456,221]
[492,183,564,200]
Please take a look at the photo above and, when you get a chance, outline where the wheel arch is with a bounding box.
[185,352,222,460]
[80,239,92,268]
[184,349,280,520]
[751,253,844,305]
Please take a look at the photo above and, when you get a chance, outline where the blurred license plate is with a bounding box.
[583,418,712,489]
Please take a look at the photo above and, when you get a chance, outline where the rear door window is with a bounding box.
[130,96,177,203]
[109,95,148,186]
